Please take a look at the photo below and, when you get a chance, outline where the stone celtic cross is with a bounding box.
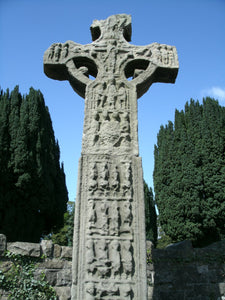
[44,14,178,300]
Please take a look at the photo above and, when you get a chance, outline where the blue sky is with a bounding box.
[1,0,225,203]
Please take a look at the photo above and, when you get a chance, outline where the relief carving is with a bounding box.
[99,163,109,191]
[89,163,98,194]
[122,162,132,195]
[95,239,110,278]
[87,200,97,233]
[61,43,69,59]
[86,239,96,274]
[121,240,133,279]
[110,165,120,192]
[88,160,133,197]
[85,239,134,281]
[85,281,133,299]
[87,80,129,111]
[107,77,117,108]
[109,201,120,236]
[98,201,109,235]
[85,111,131,152]
[121,202,133,233]
[118,83,128,109]
[120,284,133,299]
[89,112,100,146]
[86,282,96,300]
[109,240,121,278]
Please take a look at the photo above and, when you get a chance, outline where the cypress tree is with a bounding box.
[0,87,68,242]
[154,97,225,246]
[144,181,157,246]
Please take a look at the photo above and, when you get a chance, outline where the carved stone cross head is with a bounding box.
[44,14,179,99]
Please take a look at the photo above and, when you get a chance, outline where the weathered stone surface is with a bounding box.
[34,268,58,286]
[0,289,9,300]
[61,246,72,259]
[44,14,178,300]
[56,269,72,286]
[0,234,7,256]
[53,243,62,258]
[37,259,70,270]
[7,241,40,257]
[147,240,225,300]
[54,287,71,300]
[41,239,53,257]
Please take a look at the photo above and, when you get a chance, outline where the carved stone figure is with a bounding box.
[120,284,133,299]
[96,83,106,107]
[62,43,69,59]
[48,44,55,59]
[109,201,120,236]
[89,163,98,194]
[98,163,109,191]
[120,112,131,147]
[109,240,121,278]
[44,13,178,300]
[122,240,133,279]
[86,282,96,300]
[54,43,61,61]
[89,112,100,146]
[118,84,127,109]
[86,239,96,274]
[98,201,109,235]
[107,77,117,108]
[87,200,97,232]
[111,165,120,191]
[122,162,132,195]
[95,239,110,278]
[122,202,132,231]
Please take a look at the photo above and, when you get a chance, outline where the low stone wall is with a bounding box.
[1,235,225,300]
[147,240,225,300]
[0,235,72,300]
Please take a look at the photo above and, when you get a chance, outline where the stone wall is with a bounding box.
[0,235,72,300]
[147,240,225,300]
[0,235,225,300]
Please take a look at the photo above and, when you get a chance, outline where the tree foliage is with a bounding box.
[144,181,157,246]
[0,86,68,242]
[154,98,225,246]
[45,202,75,246]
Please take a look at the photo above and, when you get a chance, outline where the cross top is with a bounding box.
[90,14,132,43]
[44,14,178,99]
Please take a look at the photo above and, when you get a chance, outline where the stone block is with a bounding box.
[34,268,58,286]
[53,243,62,258]
[56,269,72,286]
[7,241,40,257]
[61,246,72,259]
[54,287,71,300]
[0,289,9,300]
[37,259,67,269]
[41,239,53,257]
[0,234,7,256]
[219,282,225,296]
[0,261,13,273]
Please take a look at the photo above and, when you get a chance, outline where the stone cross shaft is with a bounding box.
[44,14,178,300]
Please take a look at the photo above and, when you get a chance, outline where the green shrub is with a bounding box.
[0,251,57,299]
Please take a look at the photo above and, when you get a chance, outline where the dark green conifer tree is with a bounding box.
[154,98,225,246]
[0,87,68,242]
[144,181,158,246]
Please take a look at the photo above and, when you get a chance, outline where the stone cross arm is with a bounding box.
[43,14,179,99]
